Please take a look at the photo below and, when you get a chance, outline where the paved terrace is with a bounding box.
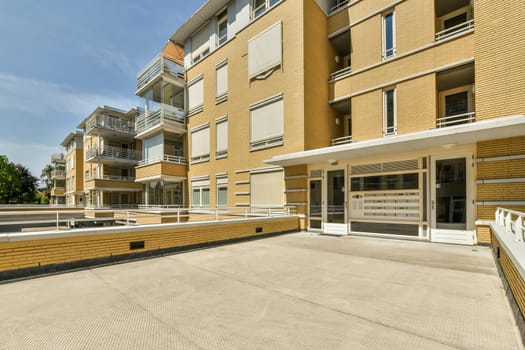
[0,233,522,350]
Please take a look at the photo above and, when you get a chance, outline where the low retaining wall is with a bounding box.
[0,216,300,281]
[490,223,525,343]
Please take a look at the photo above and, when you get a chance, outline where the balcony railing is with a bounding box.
[329,66,352,81]
[436,112,475,128]
[495,208,525,242]
[136,104,186,135]
[51,153,66,163]
[435,19,474,41]
[138,154,187,167]
[86,115,134,134]
[51,170,66,179]
[331,135,352,146]
[85,175,136,182]
[136,54,185,93]
[329,0,349,14]
[85,146,139,162]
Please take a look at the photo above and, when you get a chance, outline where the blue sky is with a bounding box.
[0,0,204,178]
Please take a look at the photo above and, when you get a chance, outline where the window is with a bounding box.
[188,76,204,115]
[191,24,210,64]
[251,171,284,207]
[143,133,164,162]
[216,60,228,103]
[248,22,282,79]
[191,123,210,163]
[252,0,279,18]
[216,9,228,46]
[383,88,396,136]
[216,175,228,207]
[445,91,468,117]
[250,94,284,150]
[382,12,395,59]
[216,117,228,159]
[192,178,210,208]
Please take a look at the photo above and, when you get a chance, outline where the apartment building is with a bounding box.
[77,106,142,208]
[60,131,85,206]
[129,0,523,245]
[49,153,66,205]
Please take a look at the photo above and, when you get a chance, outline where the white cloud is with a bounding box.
[0,141,62,178]
[0,72,138,118]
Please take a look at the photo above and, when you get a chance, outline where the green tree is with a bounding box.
[0,155,22,204]
[15,164,38,203]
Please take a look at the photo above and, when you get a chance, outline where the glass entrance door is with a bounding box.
[327,170,345,224]
[434,158,466,230]
[309,180,322,229]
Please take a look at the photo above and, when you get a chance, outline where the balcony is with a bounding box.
[331,135,352,146]
[138,154,187,167]
[85,175,136,182]
[435,19,474,41]
[85,114,135,137]
[437,112,475,128]
[135,104,186,139]
[84,175,143,191]
[51,153,66,163]
[136,154,187,183]
[329,0,349,14]
[136,54,185,95]
[329,66,352,81]
[51,170,66,179]
[85,146,139,164]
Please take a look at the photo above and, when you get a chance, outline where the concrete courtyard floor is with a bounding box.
[0,232,523,350]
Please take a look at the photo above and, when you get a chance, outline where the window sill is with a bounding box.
[188,105,204,117]
[216,93,228,105]
[250,136,284,152]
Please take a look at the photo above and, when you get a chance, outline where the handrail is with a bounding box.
[331,135,352,146]
[329,0,349,14]
[329,66,352,81]
[86,114,135,134]
[436,112,475,128]
[138,154,187,167]
[85,175,136,182]
[435,19,474,41]
[495,208,525,242]
[51,153,66,162]
[136,54,185,92]
[135,104,186,134]
[51,170,66,178]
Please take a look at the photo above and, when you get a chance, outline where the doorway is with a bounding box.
[323,169,347,235]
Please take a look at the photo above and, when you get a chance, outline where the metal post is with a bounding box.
[56,211,59,230]
[126,210,130,226]
[215,208,219,221]
[177,208,180,223]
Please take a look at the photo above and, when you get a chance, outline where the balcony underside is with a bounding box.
[84,179,143,191]
[136,72,185,98]
[85,156,139,165]
[135,122,186,140]
[85,126,135,140]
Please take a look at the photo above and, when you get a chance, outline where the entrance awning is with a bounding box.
[266,115,525,166]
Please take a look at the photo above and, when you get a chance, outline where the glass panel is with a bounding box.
[217,10,228,45]
[327,170,345,223]
[309,180,321,218]
[192,189,200,207]
[218,187,227,207]
[436,158,466,229]
[444,13,467,29]
[202,188,210,207]
[351,173,418,192]
[445,91,468,116]
[385,89,395,131]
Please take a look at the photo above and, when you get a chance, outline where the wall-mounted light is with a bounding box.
[335,117,340,125]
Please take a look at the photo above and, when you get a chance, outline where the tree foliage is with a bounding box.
[0,155,38,204]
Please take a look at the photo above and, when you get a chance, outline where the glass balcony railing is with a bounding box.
[138,154,187,167]
[85,146,139,162]
[136,104,186,135]
[86,115,135,135]
[51,170,66,179]
[136,54,185,93]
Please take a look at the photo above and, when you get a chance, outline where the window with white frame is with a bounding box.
[250,94,284,150]
[248,22,282,80]
[383,88,397,136]
[251,0,280,19]
[216,9,228,46]
[216,174,228,207]
[382,12,395,59]
[188,76,204,115]
[216,60,228,103]
[191,123,210,163]
[191,177,210,208]
[191,24,210,64]
[216,117,228,159]
[251,170,284,207]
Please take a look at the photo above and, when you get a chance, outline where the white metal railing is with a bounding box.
[495,208,525,242]
[329,0,349,14]
[331,135,352,146]
[435,19,474,41]
[85,145,139,162]
[85,175,136,182]
[136,104,186,135]
[138,154,187,167]
[51,170,66,178]
[136,54,185,93]
[86,114,135,134]
[51,153,66,163]
[329,66,352,81]
[436,112,475,128]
